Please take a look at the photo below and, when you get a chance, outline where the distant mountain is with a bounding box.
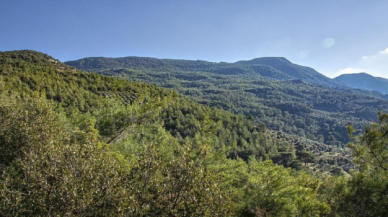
[334,73,388,94]
[66,55,388,146]
[66,56,341,87]
[236,57,342,87]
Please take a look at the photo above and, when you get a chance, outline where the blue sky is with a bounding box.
[1,0,388,78]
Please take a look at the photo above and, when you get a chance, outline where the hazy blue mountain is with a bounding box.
[334,73,388,94]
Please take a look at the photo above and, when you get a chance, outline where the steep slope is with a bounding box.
[236,57,341,87]
[334,72,388,94]
[66,55,388,146]
[2,50,340,169]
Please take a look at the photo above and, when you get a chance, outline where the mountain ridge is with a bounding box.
[334,72,388,94]
[68,55,388,95]
[236,57,342,87]
[65,54,388,146]
[67,56,342,87]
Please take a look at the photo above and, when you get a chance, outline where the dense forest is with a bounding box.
[66,56,388,147]
[1,50,388,216]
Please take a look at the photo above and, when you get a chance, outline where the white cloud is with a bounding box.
[338,67,366,74]
[334,67,366,78]
[378,47,388,54]
[337,47,388,79]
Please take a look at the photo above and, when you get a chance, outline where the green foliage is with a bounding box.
[0,50,349,172]
[0,49,236,216]
[297,150,316,166]
[0,95,231,216]
[69,55,388,146]
[318,176,349,216]
[228,159,329,216]
[316,112,388,217]
[161,97,293,162]
[5,50,386,216]
[0,94,63,167]
[349,111,388,171]
[126,142,231,216]
[0,96,130,216]
[342,111,388,216]
[0,50,166,114]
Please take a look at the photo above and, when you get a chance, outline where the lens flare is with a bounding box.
[322,38,335,48]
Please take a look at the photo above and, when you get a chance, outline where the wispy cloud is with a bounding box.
[378,48,388,54]
[336,47,388,79]
[336,67,366,76]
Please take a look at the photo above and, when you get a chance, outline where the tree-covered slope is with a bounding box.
[3,50,388,216]
[0,50,342,216]
[0,50,163,112]
[334,72,388,94]
[3,50,348,171]
[0,50,290,162]
[66,55,388,146]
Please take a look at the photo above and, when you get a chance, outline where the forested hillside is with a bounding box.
[66,56,388,146]
[1,50,388,216]
[0,50,313,166]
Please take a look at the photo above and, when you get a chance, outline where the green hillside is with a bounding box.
[2,50,388,216]
[66,56,388,146]
[0,50,302,163]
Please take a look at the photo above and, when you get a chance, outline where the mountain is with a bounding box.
[236,57,342,87]
[334,72,388,94]
[66,55,388,146]
[66,56,340,87]
[2,50,386,216]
